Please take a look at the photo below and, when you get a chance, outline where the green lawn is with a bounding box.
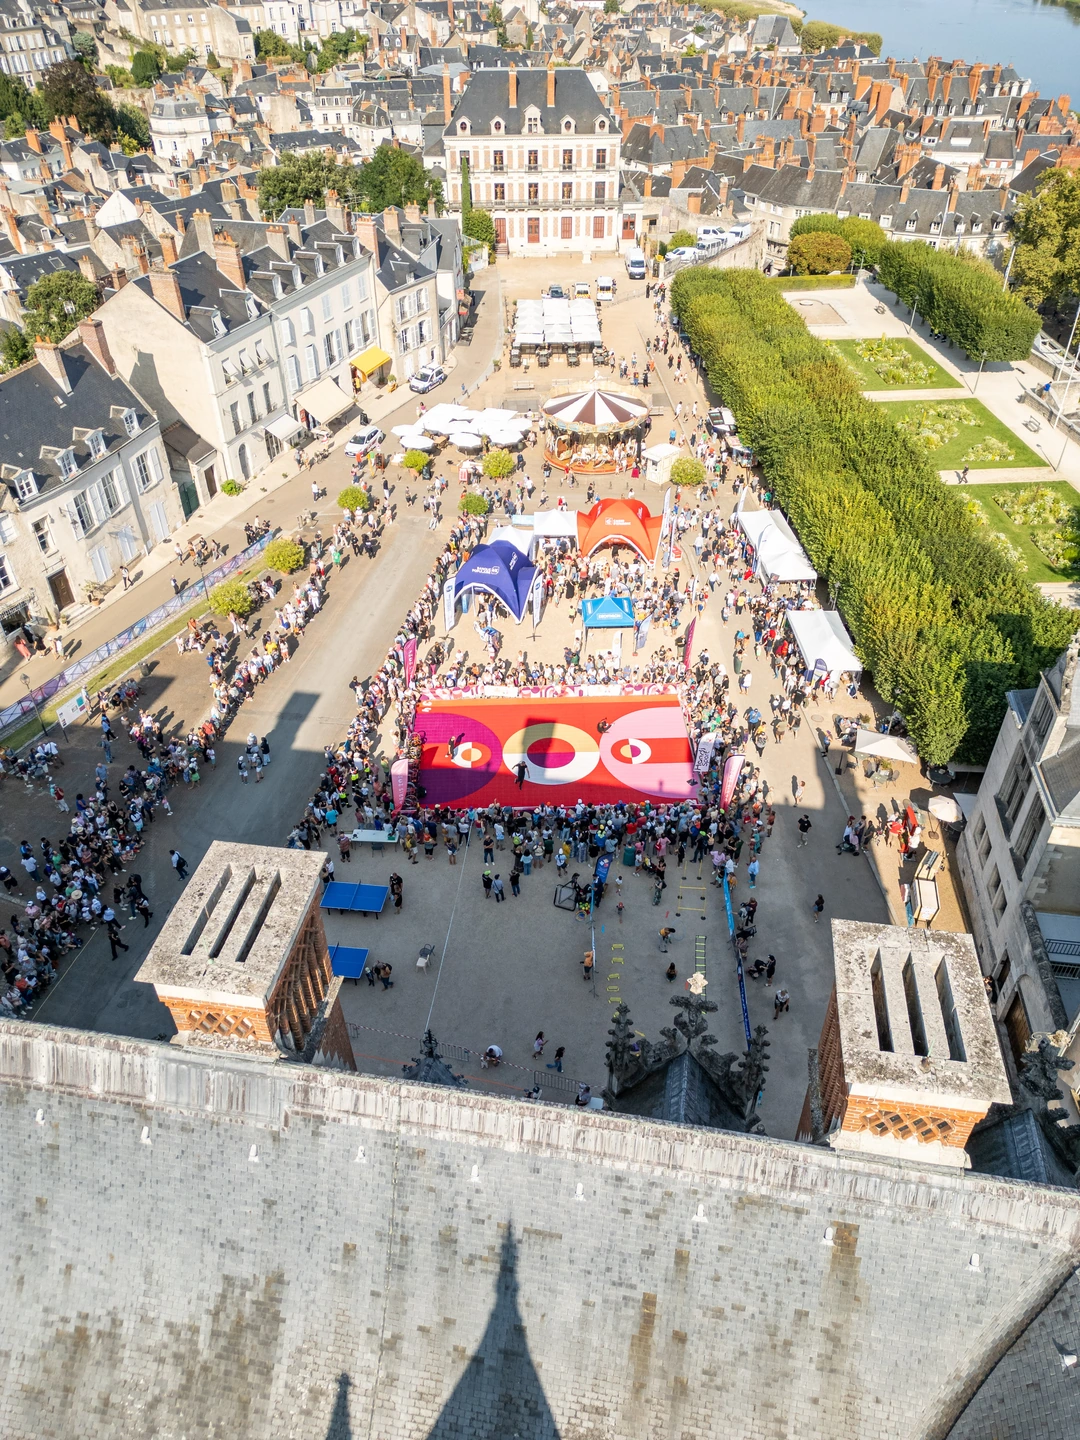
[829,338,961,392]
[878,398,1045,470]
[957,482,1080,583]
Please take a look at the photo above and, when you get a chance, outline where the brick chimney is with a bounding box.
[736,113,746,143]
[0,208,21,253]
[214,231,246,290]
[33,339,70,393]
[122,235,150,275]
[947,183,958,212]
[508,63,517,108]
[900,183,911,204]
[404,201,421,222]
[77,252,97,283]
[179,175,192,198]
[383,205,401,243]
[149,264,186,320]
[796,922,1010,1168]
[325,189,346,231]
[547,61,556,109]
[77,316,116,376]
[931,163,946,189]
[24,127,41,153]
[443,63,452,123]
[355,214,378,253]
[265,224,290,261]
[160,232,178,267]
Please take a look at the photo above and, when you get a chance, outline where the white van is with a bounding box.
[696,225,726,244]
[695,237,723,258]
[625,247,646,279]
[596,275,615,302]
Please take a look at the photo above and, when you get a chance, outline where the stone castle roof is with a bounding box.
[1,1021,1079,1439]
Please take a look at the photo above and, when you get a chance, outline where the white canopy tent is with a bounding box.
[735,508,817,583]
[489,525,534,556]
[416,403,475,435]
[531,508,580,538]
[786,609,861,681]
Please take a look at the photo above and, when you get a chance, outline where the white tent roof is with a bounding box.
[786,608,861,679]
[418,403,474,434]
[735,508,817,583]
[489,525,533,555]
[532,508,580,537]
[853,728,919,764]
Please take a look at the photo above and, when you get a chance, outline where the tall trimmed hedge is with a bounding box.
[875,241,1040,362]
[671,268,1074,762]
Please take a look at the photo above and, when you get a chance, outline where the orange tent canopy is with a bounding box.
[576,498,663,564]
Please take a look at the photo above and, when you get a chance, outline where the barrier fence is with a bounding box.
[0,532,272,737]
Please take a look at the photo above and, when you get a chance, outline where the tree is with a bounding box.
[258,150,343,215]
[116,102,150,151]
[402,448,430,474]
[71,32,98,66]
[22,270,99,343]
[0,326,32,373]
[354,145,442,213]
[670,457,706,487]
[789,213,844,240]
[254,29,304,63]
[263,537,306,573]
[462,207,495,249]
[788,231,851,275]
[130,50,162,86]
[336,484,371,512]
[209,577,255,619]
[459,491,490,515]
[1010,168,1080,305]
[482,448,515,480]
[0,71,46,131]
[800,20,880,53]
[315,27,366,70]
[41,59,116,141]
[839,216,887,269]
[668,228,697,250]
[603,0,619,10]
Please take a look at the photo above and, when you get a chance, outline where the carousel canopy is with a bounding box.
[542,388,649,431]
[453,540,537,623]
[576,498,663,564]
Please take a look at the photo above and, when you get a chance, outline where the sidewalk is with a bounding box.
[0,275,503,722]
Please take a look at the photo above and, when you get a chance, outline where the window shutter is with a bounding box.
[149,448,164,482]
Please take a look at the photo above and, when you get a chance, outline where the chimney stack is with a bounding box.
[149,263,186,321]
[383,206,401,243]
[77,252,98,284]
[796,921,1010,1167]
[508,63,517,108]
[33,339,70,393]
[303,197,316,227]
[354,214,378,253]
[0,208,21,253]
[160,232,178,267]
[77,316,116,376]
[179,175,192,198]
[265,224,290,261]
[24,127,41,153]
[192,208,215,253]
[214,231,246,290]
[547,61,556,109]
[443,63,452,123]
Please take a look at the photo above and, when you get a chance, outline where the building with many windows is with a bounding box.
[957,630,1080,1109]
[443,63,627,255]
[0,319,179,640]
[0,0,70,89]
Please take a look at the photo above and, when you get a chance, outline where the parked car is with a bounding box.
[545,285,567,299]
[409,365,446,394]
[667,247,698,262]
[574,281,592,298]
[344,424,385,457]
[706,407,736,436]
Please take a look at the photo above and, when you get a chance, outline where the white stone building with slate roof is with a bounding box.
[444,63,629,255]
[0,320,179,632]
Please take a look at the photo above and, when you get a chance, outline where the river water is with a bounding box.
[813,0,1080,104]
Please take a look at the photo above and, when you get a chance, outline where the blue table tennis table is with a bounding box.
[320,881,389,916]
[329,943,369,983]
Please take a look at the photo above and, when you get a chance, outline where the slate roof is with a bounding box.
[0,341,150,502]
[446,64,610,136]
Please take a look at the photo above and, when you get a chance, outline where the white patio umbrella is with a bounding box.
[391,422,420,437]
[486,428,526,447]
[853,728,919,764]
[397,432,434,451]
[928,795,963,823]
[417,404,475,434]
[449,430,483,449]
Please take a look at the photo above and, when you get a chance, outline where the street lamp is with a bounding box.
[20,672,47,736]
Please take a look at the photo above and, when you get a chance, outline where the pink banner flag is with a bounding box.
[720,753,745,811]
[402,636,418,687]
[390,757,409,810]
[682,617,697,673]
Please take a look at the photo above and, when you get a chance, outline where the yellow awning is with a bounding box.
[351,345,392,377]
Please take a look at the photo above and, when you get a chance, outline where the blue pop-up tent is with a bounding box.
[453,540,537,623]
[581,595,635,629]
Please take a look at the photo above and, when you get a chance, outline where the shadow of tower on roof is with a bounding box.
[324,1373,354,1440]
[426,1226,561,1440]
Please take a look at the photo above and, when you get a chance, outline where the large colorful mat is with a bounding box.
[415,694,695,807]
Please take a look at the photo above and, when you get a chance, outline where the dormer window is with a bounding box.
[458,118,470,134]
[563,118,574,133]
[211,311,226,337]
[906,217,917,231]
[57,448,78,481]
[526,113,539,133]
[87,429,107,461]
[14,469,36,501]
[122,408,140,437]
[596,117,607,132]
[491,117,503,134]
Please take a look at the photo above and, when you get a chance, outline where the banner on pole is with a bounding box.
[693,730,720,774]
[634,613,650,652]
[720,752,745,810]
[682,617,696,673]
[402,637,417,687]
[390,756,409,810]
[532,573,543,628]
[443,577,456,632]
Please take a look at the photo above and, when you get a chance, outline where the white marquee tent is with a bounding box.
[735,508,817,583]
[786,609,862,681]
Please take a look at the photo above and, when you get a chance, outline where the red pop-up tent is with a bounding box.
[576,498,663,564]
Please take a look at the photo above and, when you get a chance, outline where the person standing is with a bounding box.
[237,755,249,784]
[765,954,776,983]
[170,850,188,880]
[811,893,824,923]
[546,1045,565,1072]
[533,1032,546,1060]
[135,895,153,928]
[747,858,760,889]
[338,833,352,863]
[107,920,130,960]
[482,869,493,899]
[796,814,812,847]
[491,874,505,902]
[794,778,805,806]
[773,988,790,1018]
[389,872,403,912]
